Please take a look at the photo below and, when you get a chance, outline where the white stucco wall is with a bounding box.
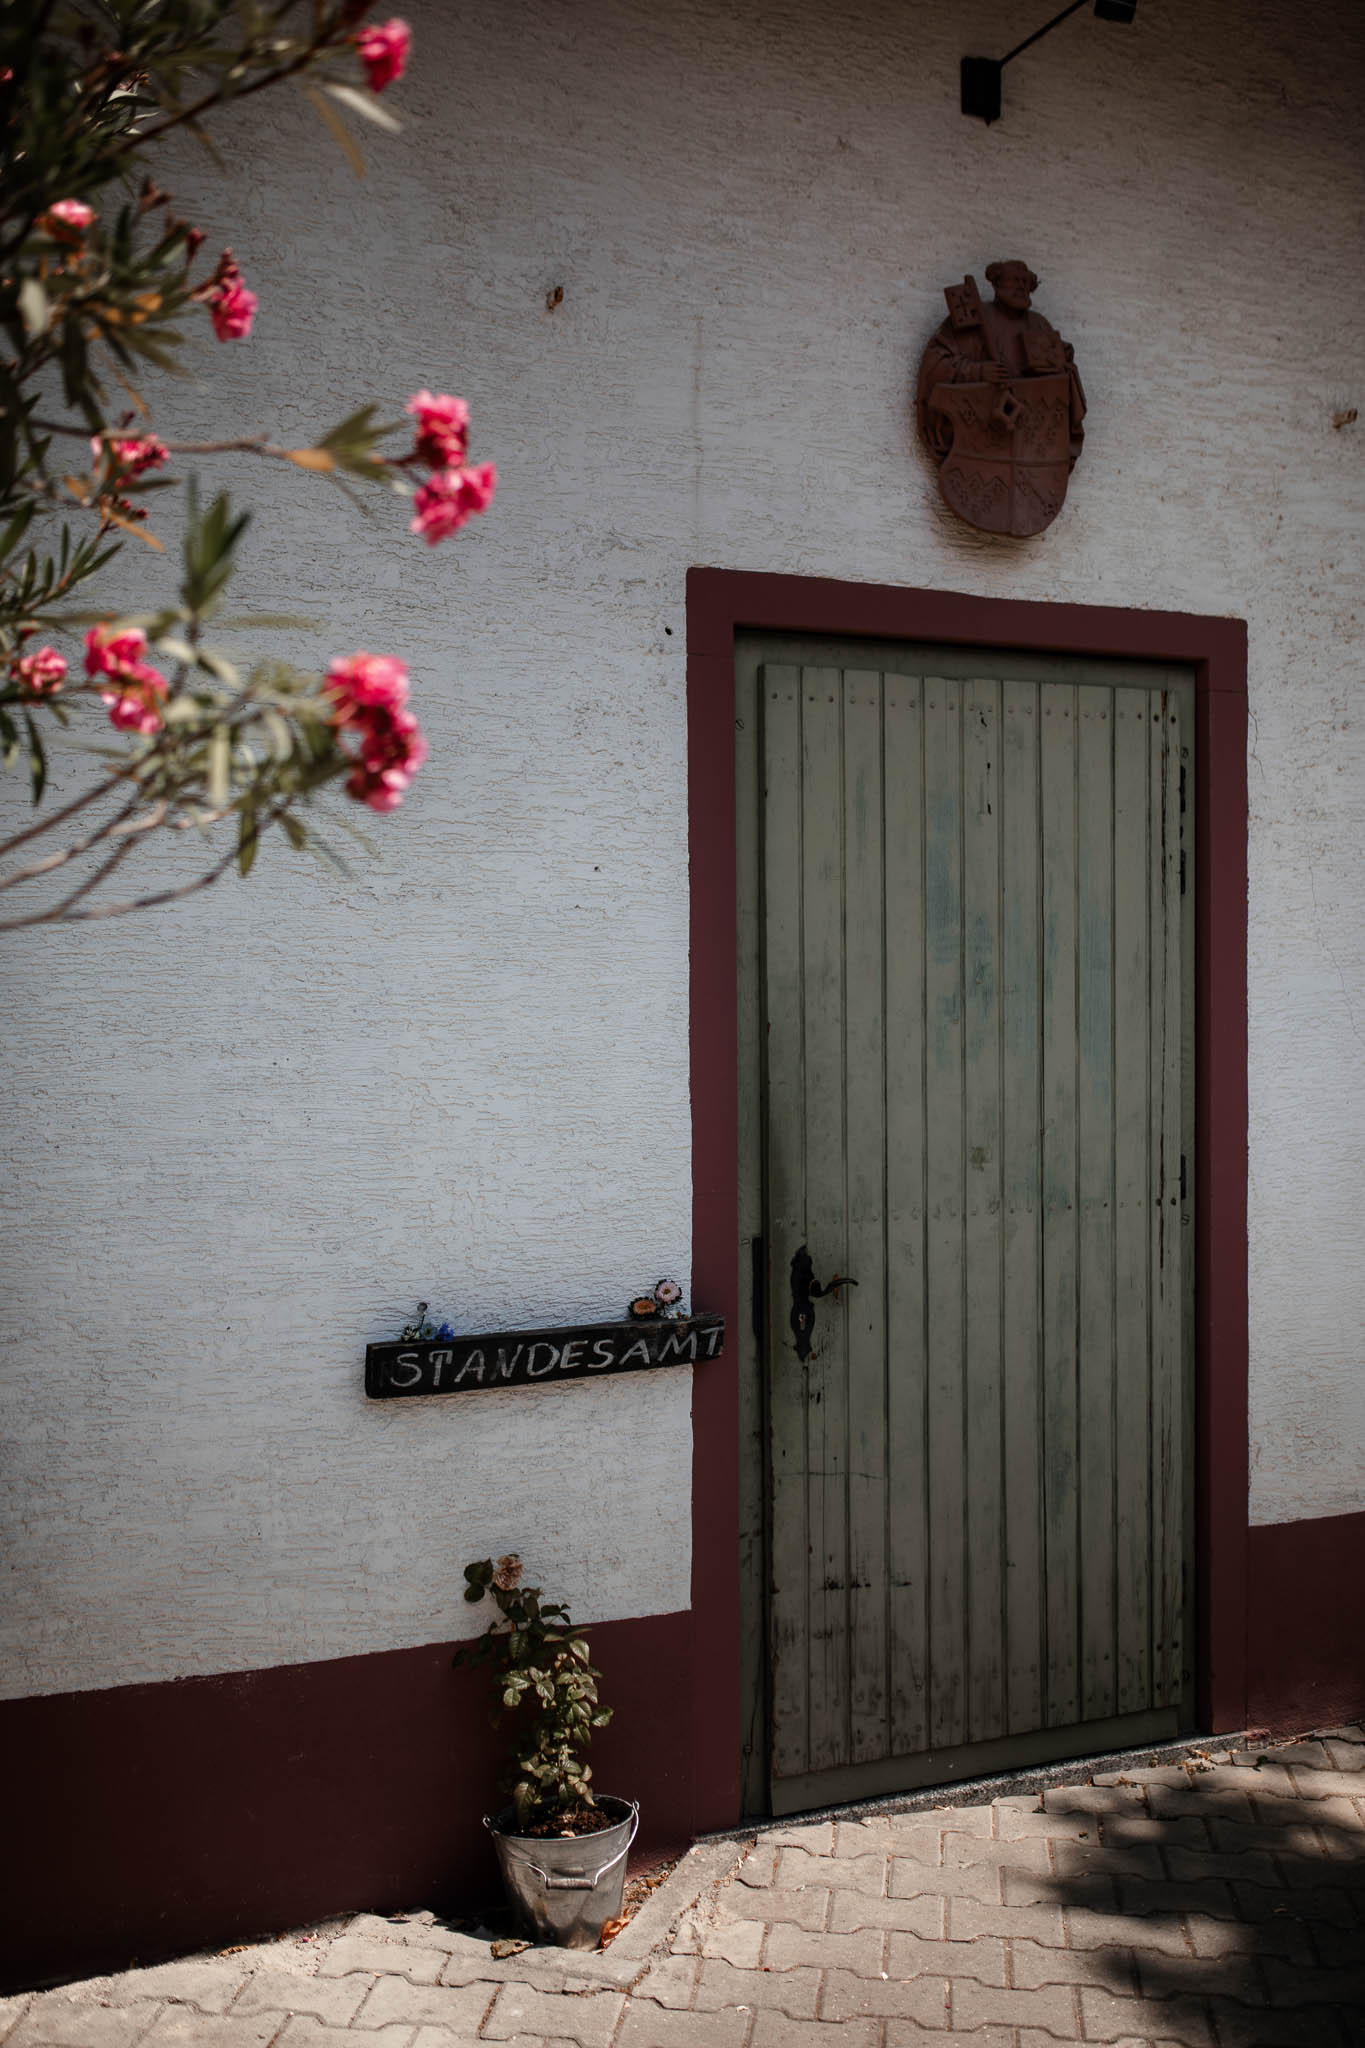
[2,0,1362,1701]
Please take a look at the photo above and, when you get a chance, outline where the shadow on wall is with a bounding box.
[1009,1733,1365,2045]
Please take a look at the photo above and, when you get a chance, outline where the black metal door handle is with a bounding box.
[789,1243,858,1361]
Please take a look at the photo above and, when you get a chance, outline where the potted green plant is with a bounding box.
[456,1554,637,1949]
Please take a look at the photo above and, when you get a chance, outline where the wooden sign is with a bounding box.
[365,1314,726,1400]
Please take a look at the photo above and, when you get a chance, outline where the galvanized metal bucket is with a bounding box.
[486,1796,639,1949]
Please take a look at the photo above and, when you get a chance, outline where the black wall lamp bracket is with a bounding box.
[961,0,1137,123]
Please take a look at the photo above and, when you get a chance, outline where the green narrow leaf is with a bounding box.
[18,279,50,337]
[237,802,259,876]
[0,705,19,772]
[322,80,403,132]
[207,724,230,808]
[302,82,366,178]
[23,714,46,805]
[281,812,308,851]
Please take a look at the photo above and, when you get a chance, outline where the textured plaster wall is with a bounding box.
[2,0,1362,1701]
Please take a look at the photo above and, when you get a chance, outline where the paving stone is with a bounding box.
[896,2027,1014,2048]
[139,2015,285,2048]
[1161,1844,1285,1888]
[100,1962,249,2013]
[1206,1816,1342,1859]
[1042,1784,1151,1817]
[232,1971,372,2024]
[317,1937,444,1984]
[696,1911,765,1967]
[1143,1785,1258,1826]
[762,1924,883,1975]
[1250,1789,1365,1831]
[1263,1955,1365,2007]
[776,1848,885,1894]
[748,2015,882,2047]
[884,1931,1006,1986]
[737,1845,779,1887]
[927,1802,995,1835]
[890,1857,1005,1905]
[279,2025,421,2048]
[1078,1985,1215,2044]
[695,1960,821,2018]
[1099,1814,1214,1851]
[817,1968,947,2024]
[1064,1901,1192,1954]
[1050,1839,1164,1881]
[614,2006,749,2048]
[1232,1880,1361,1929]
[1242,1741,1334,1771]
[1311,1923,1365,1967]
[863,1823,942,1866]
[1185,1912,1313,1962]
[1134,1949,1264,2002]
[0,1998,33,2046]
[765,1822,835,1855]
[345,1914,467,1952]
[1324,1739,1365,1773]
[8,2000,163,2048]
[722,1882,830,1930]
[1206,2000,1353,2048]
[944,1896,1065,1946]
[351,1978,494,2031]
[1009,1939,1139,1993]
[943,1832,1051,1873]
[951,1976,1077,2034]
[992,1805,1097,1842]
[481,1982,624,2045]
[1001,1866,1116,1912]
[828,1889,942,1939]
[1117,1875,1237,1919]
[631,1956,697,2011]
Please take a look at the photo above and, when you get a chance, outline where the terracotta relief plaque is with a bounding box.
[916,261,1086,537]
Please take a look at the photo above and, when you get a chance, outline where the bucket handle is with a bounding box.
[488,1802,639,1890]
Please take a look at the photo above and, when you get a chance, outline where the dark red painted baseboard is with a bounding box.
[1,1611,692,1994]
[1247,1511,1365,1735]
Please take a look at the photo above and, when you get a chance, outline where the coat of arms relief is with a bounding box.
[916,261,1086,537]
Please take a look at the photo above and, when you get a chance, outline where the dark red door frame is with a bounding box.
[686,567,1249,1834]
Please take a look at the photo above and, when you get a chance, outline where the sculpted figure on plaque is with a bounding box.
[916,261,1086,537]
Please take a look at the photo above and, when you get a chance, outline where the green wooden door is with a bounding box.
[736,637,1194,1815]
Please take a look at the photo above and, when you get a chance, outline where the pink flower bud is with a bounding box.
[39,198,95,239]
[404,389,469,470]
[13,646,67,694]
[409,462,497,545]
[92,434,169,483]
[353,18,411,92]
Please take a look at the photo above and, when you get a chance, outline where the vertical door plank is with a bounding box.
[1154,695,1185,1709]
[1039,683,1080,1730]
[923,677,967,1749]
[762,666,811,1780]
[884,674,930,1758]
[1000,683,1044,1736]
[1077,686,1117,1723]
[1112,688,1154,1716]
[962,677,1006,1742]
[800,666,851,1772]
[843,672,889,1764]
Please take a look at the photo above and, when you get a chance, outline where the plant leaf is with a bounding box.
[302,82,366,178]
[322,80,403,132]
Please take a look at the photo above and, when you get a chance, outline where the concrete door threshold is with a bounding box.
[706,1727,1250,1836]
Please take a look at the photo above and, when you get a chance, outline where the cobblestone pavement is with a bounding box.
[6,1727,1364,2047]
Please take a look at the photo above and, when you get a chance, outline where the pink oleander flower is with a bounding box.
[344,702,428,812]
[84,624,168,734]
[39,198,95,239]
[405,390,469,470]
[93,434,169,483]
[409,462,497,545]
[196,251,257,340]
[325,651,411,719]
[13,646,67,694]
[101,682,166,735]
[354,18,411,91]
